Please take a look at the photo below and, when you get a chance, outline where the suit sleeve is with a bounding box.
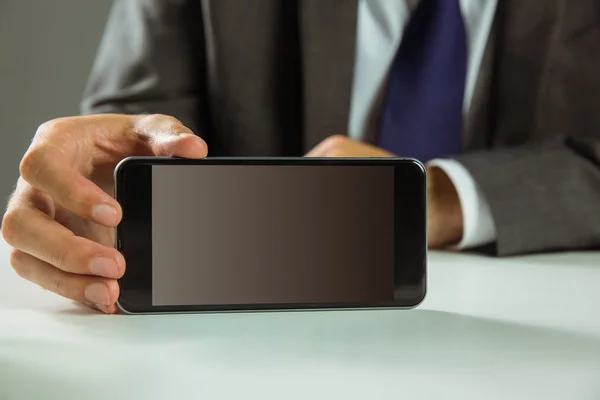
[453,134,600,256]
[80,0,205,134]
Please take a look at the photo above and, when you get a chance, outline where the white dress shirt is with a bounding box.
[349,0,498,249]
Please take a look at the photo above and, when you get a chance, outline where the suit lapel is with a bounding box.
[299,0,358,152]
[468,0,563,148]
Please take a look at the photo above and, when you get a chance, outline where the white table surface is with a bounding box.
[1,237,600,400]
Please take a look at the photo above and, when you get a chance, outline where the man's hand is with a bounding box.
[1,114,207,314]
[306,135,464,248]
[427,166,463,248]
[305,135,394,158]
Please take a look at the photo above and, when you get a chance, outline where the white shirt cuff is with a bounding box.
[427,159,497,249]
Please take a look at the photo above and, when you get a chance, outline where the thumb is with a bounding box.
[153,132,208,158]
[130,114,208,159]
[18,114,208,228]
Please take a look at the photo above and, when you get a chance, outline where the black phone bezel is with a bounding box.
[115,157,427,314]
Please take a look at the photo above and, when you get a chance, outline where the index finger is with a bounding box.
[20,146,121,227]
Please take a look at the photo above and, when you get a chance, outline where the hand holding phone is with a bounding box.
[2,114,207,314]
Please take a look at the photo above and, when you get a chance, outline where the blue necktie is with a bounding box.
[378,0,467,162]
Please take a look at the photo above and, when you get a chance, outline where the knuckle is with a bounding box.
[1,209,20,245]
[61,182,80,206]
[19,148,43,183]
[50,275,65,295]
[51,244,73,271]
[23,118,69,181]
[34,121,53,139]
[36,119,56,134]
[9,250,28,279]
[35,118,67,139]
[9,249,22,268]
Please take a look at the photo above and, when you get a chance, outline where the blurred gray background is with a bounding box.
[0,0,111,218]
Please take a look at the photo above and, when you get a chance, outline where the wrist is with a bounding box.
[427,166,464,248]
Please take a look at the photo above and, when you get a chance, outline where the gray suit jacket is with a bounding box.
[82,0,600,256]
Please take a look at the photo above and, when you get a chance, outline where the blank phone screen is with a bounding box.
[151,165,396,306]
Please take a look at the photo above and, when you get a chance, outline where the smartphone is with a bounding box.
[114,157,427,314]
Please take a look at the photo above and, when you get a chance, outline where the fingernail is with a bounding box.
[85,283,109,305]
[89,257,118,277]
[96,304,108,313]
[92,204,118,226]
